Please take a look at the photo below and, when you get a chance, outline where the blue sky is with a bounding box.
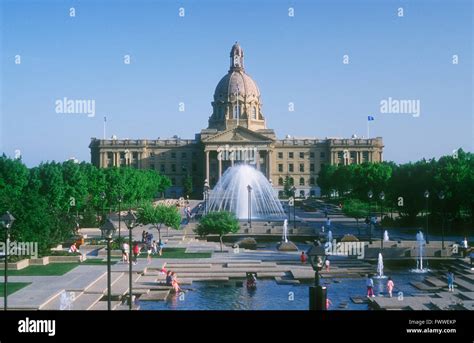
[1,0,472,167]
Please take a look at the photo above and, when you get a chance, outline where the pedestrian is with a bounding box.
[122,241,129,263]
[447,270,455,292]
[386,277,394,298]
[141,230,146,243]
[325,258,330,272]
[147,244,153,264]
[165,271,173,286]
[151,240,157,255]
[158,239,164,256]
[366,274,375,297]
[326,297,332,310]
[300,251,307,264]
[132,242,140,265]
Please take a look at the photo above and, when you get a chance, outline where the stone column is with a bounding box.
[206,150,210,182]
[218,156,222,180]
[256,150,260,171]
[267,150,272,179]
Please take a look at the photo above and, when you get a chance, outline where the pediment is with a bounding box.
[202,126,274,143]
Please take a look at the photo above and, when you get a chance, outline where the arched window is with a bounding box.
[233,104,240,119]
[278,177,284,186]
[299,177,305,186]
[309,177,315,185]
[251,106,257,119]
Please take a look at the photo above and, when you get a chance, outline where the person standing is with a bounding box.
[447,271,455,292]
[366,274,375,297]
[386,277,394,298]
[325,258,330,272]
[300,251,307,264]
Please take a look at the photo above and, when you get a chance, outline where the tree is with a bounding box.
[283,176,294,198]
[183,175,193,198]
[342,199,369,235]
[137,203,181,241]
[195,211,240,251]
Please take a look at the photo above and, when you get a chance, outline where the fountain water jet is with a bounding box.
[375,252,386,279]
[383,230,389,242]
[207,164,286,220]
[412,231,430,273]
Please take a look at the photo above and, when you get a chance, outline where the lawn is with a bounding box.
[138,247,211,259]
[80,259,119,265]
[0,282,31,296]
[5,263,79,276]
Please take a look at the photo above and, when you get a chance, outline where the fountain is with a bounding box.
[277,219,298,251]
[375,252,386,279]
[207,165,286,220]
[412,231,430,273]
[383,230,389,242]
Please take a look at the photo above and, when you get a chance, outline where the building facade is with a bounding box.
[90,43,384,198]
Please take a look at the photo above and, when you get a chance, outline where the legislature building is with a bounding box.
[90,43,384,198]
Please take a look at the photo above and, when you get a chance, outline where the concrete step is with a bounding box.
[69,293,104,310]
[89,300,122,311]
[85,272,124,294]
[111,273,142,297]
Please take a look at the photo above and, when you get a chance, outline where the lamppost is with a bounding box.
[367,190,373,244]
[203,179,210,215]
[379,191,385,250]
[247,185,252,229]
[124,210,138,311]
[291,186,297,229]
[438,191,445,249]
[100,191,106,225]
[307,243,327,310]
[424,190,430,244]
[100,218,117,311]
[1,212,15,311]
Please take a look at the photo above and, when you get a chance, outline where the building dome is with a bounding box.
[213,71,261,102]
[208,43,266,132]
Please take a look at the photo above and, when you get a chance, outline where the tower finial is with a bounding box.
[230,42,244,71]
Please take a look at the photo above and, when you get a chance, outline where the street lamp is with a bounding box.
[124,210,138,311]
[247,185,252,229]
[307,242,327,310]
[100,218,117,311]
[379,191,385,250]
[1,211,15,311]
[117,195,123,239]
[203,179,210,215]
[438,191,445,249]
[424,190,430,244]
[291,186,297,229]
[367,190,373,244]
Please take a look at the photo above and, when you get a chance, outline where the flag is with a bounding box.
[368,116,375,121]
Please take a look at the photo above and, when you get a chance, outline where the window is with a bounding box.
[310,163,315,172]
[278,164,283,172]
[320,152,326,159]
[289,177,294,185]
[309,177,315,185]
[181,164,187,173]
[278,152,283,159]
[350,151,356,162]
[132,152,138,159]
[288,164,294,172]
[251,107,257,119]
[299,190,305,198]
[299,177,305,186]
[363,151,369,161]
[278,177,284,186]
[171,152,176,159]
[233,105,240,118]
[299,163,304,172]
[288,152,294,159]
[171,164,176,172]
[160,164,165,173]
[181,152,187,159]
[337,151,344,160]
[171,178,176,186]
[310,152,315,158]
[299,152,304,159]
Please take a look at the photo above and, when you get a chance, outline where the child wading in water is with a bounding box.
[386,277,394,298]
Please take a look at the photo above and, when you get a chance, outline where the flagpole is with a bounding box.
[103,116,106,139]
[367,119,370,139]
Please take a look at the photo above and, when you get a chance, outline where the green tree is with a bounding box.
[342,199,369,235]
[195,211,240,251]
[137,203,181,241]
[183,175,193,198]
